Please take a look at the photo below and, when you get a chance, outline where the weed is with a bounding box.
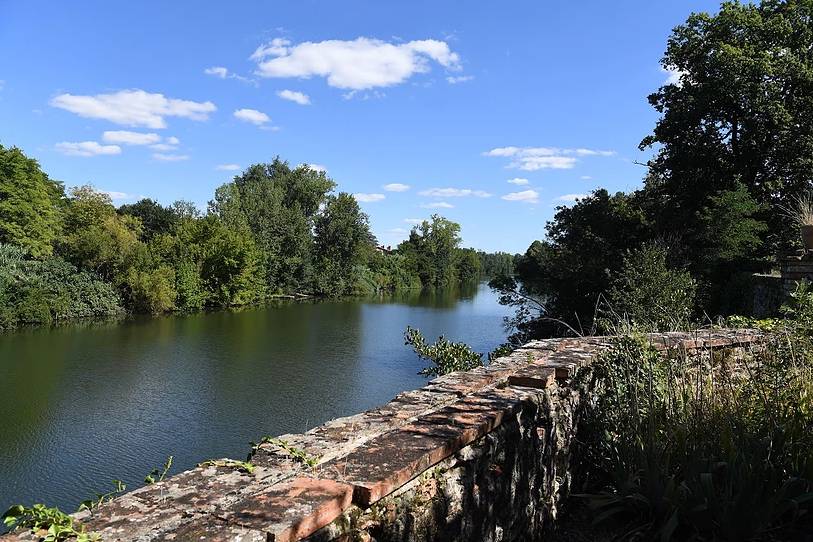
[144,455,173,484]
[253,437,319,468]
[77,480,126,512]
[2,504,99,542]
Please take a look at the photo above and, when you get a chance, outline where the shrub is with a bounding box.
[0,244,123,329]
[404,326,484,377]
[606,243,696,332]
[573,330,813,540]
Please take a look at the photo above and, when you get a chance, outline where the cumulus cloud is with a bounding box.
[301,163,327,173]
[501,189,539,204]
[354,193,386,202]
[383,183,410,192]
[418,188,491,198]
[251,37,461,90]
[662,65,686,86]
[507,178,529,186]
[580,175,592,180]
[233,108,270,126]
[101,190,140,201]
[102,130,161,145]
[446,75,474,84]
[557,193,589,203]
[55,141,121,157]
[216,164,241,171]
[420,201,454,209]
[277,89,311,105]
[50,89,216,129]
[152,153,189,162]
[484,146,615,171]
[204,66,229,78]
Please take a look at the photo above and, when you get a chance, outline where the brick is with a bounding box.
[323,387,530,507]
[508,365,556,389]
[221,477,354,542]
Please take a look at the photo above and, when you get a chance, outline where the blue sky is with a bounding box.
[0,0,721,253]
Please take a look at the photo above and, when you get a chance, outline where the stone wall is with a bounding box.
[2,330,763,542]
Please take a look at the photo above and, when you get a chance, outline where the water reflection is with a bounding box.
[0,282,509,513]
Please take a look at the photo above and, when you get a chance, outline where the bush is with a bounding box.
[573,329,813,540]
[404,326,484,377]
[0,244,123,329]
[606,243,696,332]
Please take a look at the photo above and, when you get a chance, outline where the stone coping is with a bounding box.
[2,329,763,542]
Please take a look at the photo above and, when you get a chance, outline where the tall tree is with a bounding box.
[641,0,813,256]
[0,145,64,257]
[398,215,463,287]
[210,159,335,293]
[313,192,376,295]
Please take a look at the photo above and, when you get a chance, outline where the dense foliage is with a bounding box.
[572,289,813,540]
[0,147,502,330]
[494,0,813,339]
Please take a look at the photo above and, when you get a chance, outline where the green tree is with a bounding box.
[210,159,335,293]
[641,0,813,257]
[493,190,652,340]
[312,192,376,295]
[118,199,178,240]
[398,214,463,287]
[607,243,697,332]
[455,248,481,283]
[58,186,143,282]
[0,145,64,257]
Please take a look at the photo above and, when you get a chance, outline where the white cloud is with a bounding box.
[102,130,161,145]
[501,189,539,204]
[662,65,685,86]
[418,187,491,198]
[55,141,121,157]
[484,146,615,171]
[557,193,589,202]
[149,143,178,151]
[166,136,180,145]
[277,89,311,105]
[101,190,139,201]
[152,153,190,162]
[233,108,270,126]
[50,89,216,129]
[580,175,592,180]
[0,80,5,91]
[204,66,229,78]
[251,37,461,90]
[420,201,454,209]
[383,183,410,192]
[404,218,423,225]
[216,164,241,171]
[354,193,386,202]
[507,178,529,185]
[204,66,253,84]
[385,227,408,235]
[446,75,474,84]
[301,163,327,173]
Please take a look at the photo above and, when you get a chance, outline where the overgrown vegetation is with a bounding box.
[569,284,813,540]
[492,0,813,340]
[0,147,503,331]
[404,325,485,377]
[2,505,98,542]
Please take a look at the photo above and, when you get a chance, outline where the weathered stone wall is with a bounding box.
[1,331,762,542]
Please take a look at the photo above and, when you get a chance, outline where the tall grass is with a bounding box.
[572,312,813,540]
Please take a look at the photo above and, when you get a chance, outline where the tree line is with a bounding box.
[493,0,813,342]
[0,149,504,330]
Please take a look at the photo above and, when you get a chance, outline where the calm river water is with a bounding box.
[0,282,510,513]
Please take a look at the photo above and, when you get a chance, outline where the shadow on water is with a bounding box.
[0,282,510,514]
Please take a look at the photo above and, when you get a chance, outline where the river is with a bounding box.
[0,282,511,514]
